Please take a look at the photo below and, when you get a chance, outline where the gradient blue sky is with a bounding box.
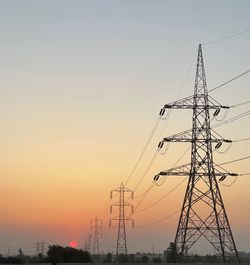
[0,0,249,255]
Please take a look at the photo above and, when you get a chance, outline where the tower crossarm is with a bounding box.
[110,182,134,199]
[110,217,134,222]
[154,163,191,179]
[153,163,238,180]
[111,202,133,207]
[160,129,232,144]
[162,95,229,110]
[110,202,134,213]
[109,217,135,228]
[111,187,133,193]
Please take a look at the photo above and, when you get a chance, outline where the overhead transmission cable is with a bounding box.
[233,137,250,143]
[132,146,191,213]
[129,50,197,192]
[218,155,250,166]
[238,173,250,176]
[212,110,250,129]
[124,117,161,186]
[230,100,250,108]
[133,182,155,200]
[208,70,250,93]
[201,28,250,46]
[132,183,156,213]
[134,178,187,214]
[133,151,159,193]
[134,210,179,229]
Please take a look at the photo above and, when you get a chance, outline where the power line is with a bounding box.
[134,178,187,214]
[171,147,190,168]
[212,110,250,128]
[133,182,155,200]
[125,50,197,189]
[102,199,112,221]
[218,155,250,166]
[201,28,250,45]
[131,147,191,215]
[238,173,250,176]
[133,183,156,213]
[134,151,158,192]
[124,117,161,186]
[135,211,179,229]
[133,146,191,211]
[208,70,250,93]
[230,100,250,108]
[176,50,197,99]
[233,137,250,143]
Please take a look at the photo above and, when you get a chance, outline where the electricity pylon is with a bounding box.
[91,217,102,255]
[35,239,45,255]
[109,183,134,255]
[155,44,239,263]
[36,240,39,255]
[84,234,92,253]
[83,234,92,252]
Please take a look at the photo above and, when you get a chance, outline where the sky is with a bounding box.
[0,0,250,256]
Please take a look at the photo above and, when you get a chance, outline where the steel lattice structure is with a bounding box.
[109,183,134,255]
[91,217,102,255]
[155,44,239,263]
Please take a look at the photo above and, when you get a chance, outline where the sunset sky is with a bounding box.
[0,0,250,256]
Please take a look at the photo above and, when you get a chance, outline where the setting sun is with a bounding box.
[69,240,78,248]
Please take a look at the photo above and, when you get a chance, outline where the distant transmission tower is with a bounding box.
[109,183,134,255]
[91,217,102,255]
[41,240,45,255]
[83,238,88,251]
[83,235,92,252]
[36,240,39,255]
[155,44,239,263]
[35,239,45,255]
[88,234,92,253]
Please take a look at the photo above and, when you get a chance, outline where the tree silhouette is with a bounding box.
[47,245,92,263]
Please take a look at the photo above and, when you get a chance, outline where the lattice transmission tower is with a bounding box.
[35,239,45,255]
[91,217,102,255]
[109,183,134,255]
[83,234,92,252]
[155,44,239,263]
